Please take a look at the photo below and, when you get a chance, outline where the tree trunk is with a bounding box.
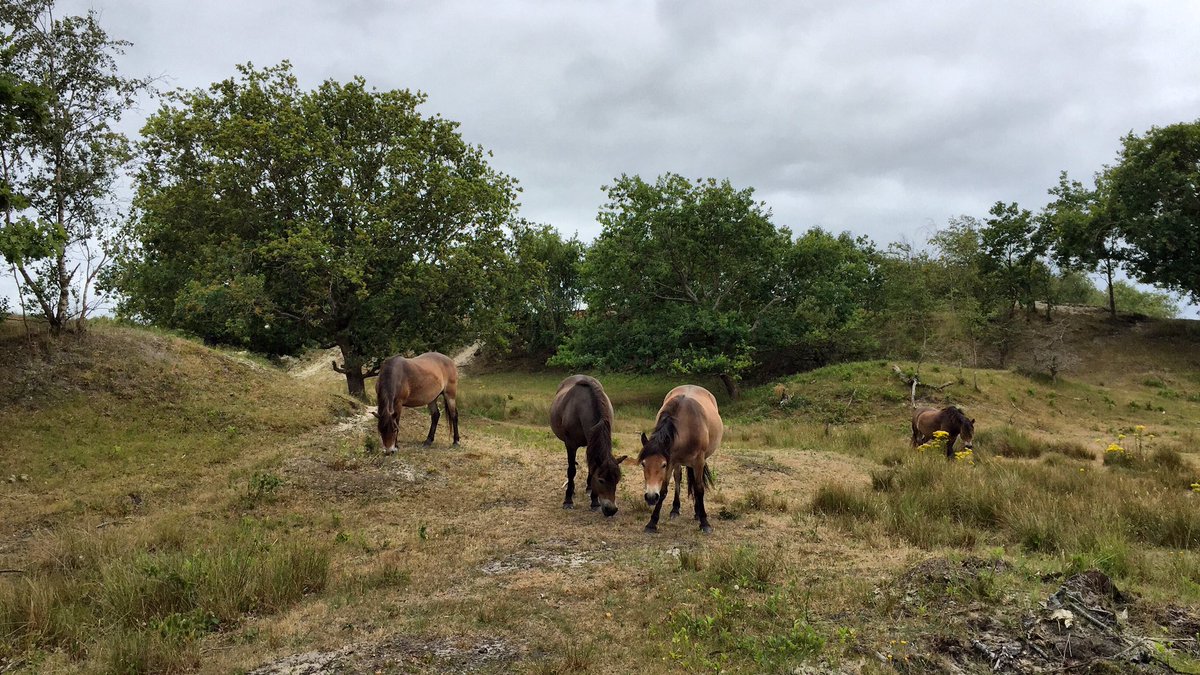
[344,368,367,401]
[335,338,370,402]
[718,373,739,400]
[1105,261,1116,321]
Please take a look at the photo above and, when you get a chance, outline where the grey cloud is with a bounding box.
[6,0,1197,314]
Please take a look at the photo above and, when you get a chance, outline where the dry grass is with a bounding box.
[3,317,1200,672]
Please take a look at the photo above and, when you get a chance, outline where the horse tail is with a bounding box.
[703,463,715,488]
[574,378,611,425]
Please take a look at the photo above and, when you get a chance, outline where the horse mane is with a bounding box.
[942,405,969,427]
[639,407,678,461]
[376,360,397,418]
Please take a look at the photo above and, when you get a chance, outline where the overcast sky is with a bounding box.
[9,0,1200,314]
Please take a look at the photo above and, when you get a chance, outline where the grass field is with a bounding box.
[3,315,1200,673]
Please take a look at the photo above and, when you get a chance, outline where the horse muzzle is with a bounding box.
[644,492,660,506]
[601,503,618,517]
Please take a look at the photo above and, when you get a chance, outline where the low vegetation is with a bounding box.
[2,314,1200,673]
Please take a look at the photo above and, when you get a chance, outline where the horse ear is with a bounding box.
[615,454,629,465]
[371,411,379,419]
[971,418,976,424]
[640,431,649,446]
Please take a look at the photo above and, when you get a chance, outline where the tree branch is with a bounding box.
[750,296,783,334]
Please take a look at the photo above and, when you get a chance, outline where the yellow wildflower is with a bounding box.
[933,430,950,439]
[1105,443,1124,454]
[1191,483,1200,493]
[1135,425,1146,434]
[1118,433,1127,440]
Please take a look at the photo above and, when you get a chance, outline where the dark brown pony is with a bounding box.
[911,406,975,458]
[639,385,723,534]
[549,375,628,517]
[374,352,459,453]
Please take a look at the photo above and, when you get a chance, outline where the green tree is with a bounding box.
[1106,281,1179,319]
[113,63,518,399]
[752,228,878,372]
[501,223,584,358]
[0,0,149,334]
[1040,171,1124,318]
[1049,269,1099,306]
[1104,120,1200,302]
[552,174,791,397]
[977,201,1049,316]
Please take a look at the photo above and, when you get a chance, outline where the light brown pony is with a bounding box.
[638,385,723,534]
[911,406,975,459]
[373,352,459,453]
[549,375,628,517]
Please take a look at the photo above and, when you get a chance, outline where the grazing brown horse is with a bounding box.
[639,385,723,534]
[374,352,459,453]
[549,375,628,517]
[911,406,975,458]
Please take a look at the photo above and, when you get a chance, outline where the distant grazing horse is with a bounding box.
[911,406,975,459]
[639,385,723,534]
[549,375,628,517]
[374,352,459,453]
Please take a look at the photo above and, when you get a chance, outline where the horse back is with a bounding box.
[380,352,456,409]
[661,385,722,461]
[550,375,612,446]
[912,407,937,429]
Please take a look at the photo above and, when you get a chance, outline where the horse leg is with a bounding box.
[563,444,578,509]
[423,400,440,446]
[946,433,958,460]
[443,390,460,446]
[692,464,712,534]
[911,422,920,447]
[645,477,669,534]
[588,466,600,511]
[669,465,682,518]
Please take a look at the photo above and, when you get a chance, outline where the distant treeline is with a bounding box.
[1,4,1195,398]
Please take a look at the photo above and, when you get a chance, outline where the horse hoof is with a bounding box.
[700,524,713,534]
[422,440,433,447]
[452,442,460,447]
[590,504,601,512]
[562,503,574,510]
[644,525,658,534]
[669,511,680,519]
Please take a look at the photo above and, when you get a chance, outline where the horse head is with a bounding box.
[638,418,675,506]
[585,419,627,517]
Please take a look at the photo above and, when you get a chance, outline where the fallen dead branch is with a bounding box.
[891,365,955,406]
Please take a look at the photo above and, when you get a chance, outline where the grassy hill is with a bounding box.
[2,313,1200,673]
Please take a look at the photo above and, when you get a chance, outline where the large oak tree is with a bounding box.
[113,63,518,398]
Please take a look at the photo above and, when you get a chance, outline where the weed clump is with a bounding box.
[0,525,330,670]
[811,484,877,518]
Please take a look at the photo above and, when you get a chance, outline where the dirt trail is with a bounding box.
[292,343,483,383]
